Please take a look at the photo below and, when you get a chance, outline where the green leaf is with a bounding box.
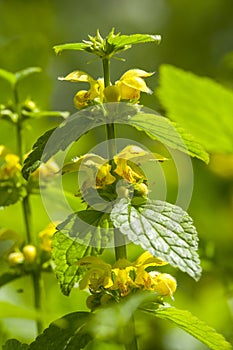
[52,231,90,296]
[0,68,15,86]
[111,198,201,280]
[22,110,98,180]
[22,128,56,180]
[53,42,90,55]
[57,209,113,252]
[29,312,92,350]
[157,64,233,153]
[3,339,29,350]
[15,67,42,84]
[0,179,26,206]
[108,33,161,49]
[128,112,209,163]
[53,209,113,295]
[89,292,157,342]
[0,272,22,287]
[143,305,232,350]
[22,110,69,120]
[0,301,37,319]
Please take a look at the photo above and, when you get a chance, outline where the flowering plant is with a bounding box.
[1,29,231,350]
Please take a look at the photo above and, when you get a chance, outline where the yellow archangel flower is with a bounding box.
[78,252,176,298]
[39,222,58,252]
[59,68,153,108]
[58,71,104,109]
[115,69,154,101]
[0,148,22,179]
[78,256,113,292]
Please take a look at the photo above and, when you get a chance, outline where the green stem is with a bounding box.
[102,57,127,260]
[102,56,137,350]
[13,84,43,335]
[32,271,43,334]
[124,316,138,350]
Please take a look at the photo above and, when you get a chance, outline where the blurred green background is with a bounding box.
[0,0,233,349]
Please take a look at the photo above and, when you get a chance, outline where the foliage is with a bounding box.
[0,27,232,350]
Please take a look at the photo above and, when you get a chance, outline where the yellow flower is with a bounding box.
[78,256,113,291]
[59,70,104,109]
[0,153,22,179]
[39,222,58,252]
[61,153,116,190]
[116,69,154,101]
[150,272,177,297]
[111,267,136,296]
[113,145,149,183]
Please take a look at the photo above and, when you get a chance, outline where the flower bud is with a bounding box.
[103,85,121,102]
[22,245,37,263]
[8,252,25,266]
[134,183,148,196]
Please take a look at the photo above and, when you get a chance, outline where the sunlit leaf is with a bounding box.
[15,67,42,84]
[111,198,202,280]
[22,110,69,120]
[53,43,90,55]
[52,231,89,296]
[128,113,209,163]
[143,304,232,350]
[0,68,15,86]
[108,33,161,49]
[0,301,38,319]
[29,312,92,350]
[2,339,29,350]
[158,64,233,153]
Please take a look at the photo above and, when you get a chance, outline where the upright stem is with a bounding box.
[102,58,127,261]
[13,85,43,335]
[102,58,138,350]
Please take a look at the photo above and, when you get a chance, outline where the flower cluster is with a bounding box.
[78,252,176,310]
[61,145,165,201]
[0,146,22,180]
[59,69,153,108]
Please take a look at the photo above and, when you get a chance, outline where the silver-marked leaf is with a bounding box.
[111,199,201,280]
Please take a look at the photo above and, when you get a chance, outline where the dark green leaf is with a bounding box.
[0,68,15,86]
[52,231,90,296]
[2,339,29,350]
[0,272,22,287]
[22,109,98,180]
[0,180,26,206]
[128,113,209,163]
[143,305,232,350]
[57,209,113,252]
[53,43,90,55]
[111,199,201,280]
[29,312,92,350]
[157,64,233,153]
[22,128,55,180]
[15,67,42,84]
